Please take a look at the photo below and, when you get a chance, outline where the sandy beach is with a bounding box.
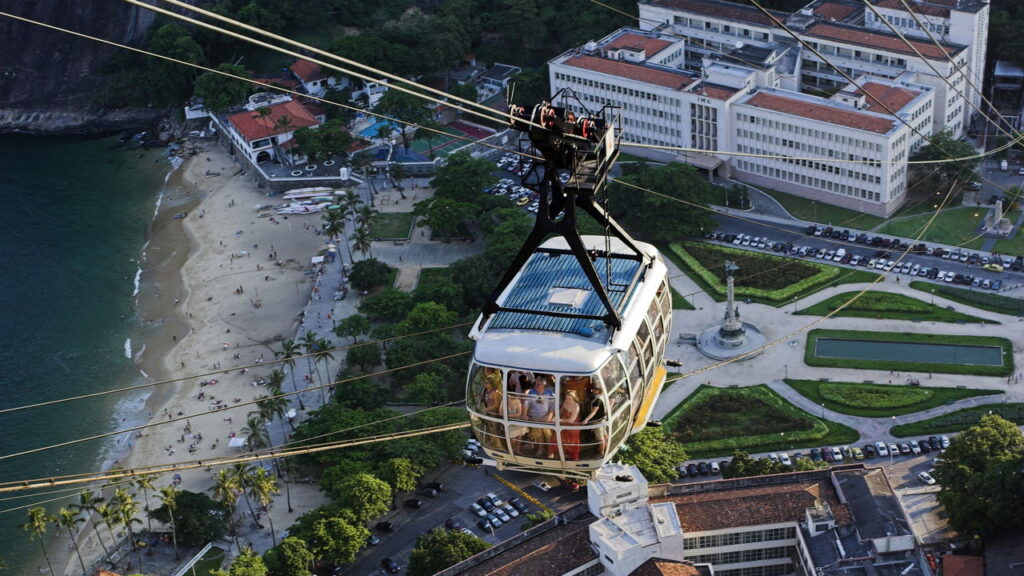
[63,143,334,575]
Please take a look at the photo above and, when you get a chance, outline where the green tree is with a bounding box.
[262,537,314,576]
[223,547,268,576]
[242,414,270,452]
[193,63,250,113]
[249,468,281,547]
[310,517,368,565]
[614,428,688,484]
[359,288,413,322]
[352,226,374,259]
[935,414,1024,536]
[448,82,479,105]
[397,302,458,335]
[334,313,371,343]
[55,507,87,576]
[520,508,554,531]
[348,258,391,291]
[346,342,382,372]
[722,450,787,478]
[145,23,205,106]
[374,85,431,148]
[113,488,144,570]
[150,489,229,547]
[19,507,54,576]
[414,197,478,241]
[408,528,491,576]
[156,485,181,560]
[95,503,121,566]
[412,271,465,313]
[405,372,448,405]
[429,151,498,204]
[329,473,391,523]
[609,163,717,243]
[376,457,423,494]
[134,474,157,535]
[334,375,388,409]
[210,469,243,552]
[910,129,982,182]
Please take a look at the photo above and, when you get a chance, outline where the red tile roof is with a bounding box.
[874,0,949,18]
[643,0,787,27]
[693,83,739,101]
[855,81,921,112]
[456,520,596,576]
[564,55,695,90]
[605,33,675,57]
[941,555,984,576]
[813,1,860,21]
[746,92,895,134]
[227,100,319,142]
[653,477,852,532]
[290,59,325,83]
[806,22,957,60]
[632,559,703,576]
[250,76,300,91]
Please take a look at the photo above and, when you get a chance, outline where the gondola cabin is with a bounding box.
[466,235,671,478]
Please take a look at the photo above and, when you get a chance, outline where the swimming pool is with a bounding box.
[814,338,1004,366]
[360,120,397,139]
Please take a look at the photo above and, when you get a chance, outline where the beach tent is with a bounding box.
[228,437,247,448]
[311,256,325,265]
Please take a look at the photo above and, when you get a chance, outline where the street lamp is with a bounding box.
[931,289,935,305]
[821,403,825,418]
[784,363,788,379]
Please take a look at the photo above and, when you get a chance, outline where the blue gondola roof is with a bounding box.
[487,250,643,342]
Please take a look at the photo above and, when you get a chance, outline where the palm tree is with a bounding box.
[95,503,120,567]
[257,393,290,436]
[267,368,285,395]
[210,469,242,553]
[351,152,377,195]
[113,488,143,571]
[248,467,280,547]
[134,474,156,537]
[20,507,55,576]
[352,226,374,259]
[275,340,305,410]
[56,507,88,576]
[157,486,181,560]
[300,331,326,404]
[73,489,114,568]
[281,458,298,513]
[355,204,379,236]
[231,463,259,528]
[389,162,407,197]
[242,414,270,453]
[314,337,336,393]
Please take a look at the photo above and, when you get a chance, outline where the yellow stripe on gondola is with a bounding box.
[631,365,667,434]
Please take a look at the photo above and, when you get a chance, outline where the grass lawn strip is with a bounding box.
[804,328,1014,376]
[665,242,881,306]
[373,212,416,240]
[795,290,994,324]
[784,379,1002,417]
[910,281,1024,317]
[874,206,987,249]
[669,285,695,310]
[663,384,859,458]
[891,403,1024,436]
[757,187,885,229]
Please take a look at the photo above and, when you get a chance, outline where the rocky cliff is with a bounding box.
[0,0,163,133]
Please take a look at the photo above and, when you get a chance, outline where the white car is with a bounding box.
[470,503,487,518]
[493,508,511,523]
[830,447,843,461]
[940,435,951,448]
[888,442,900,456]
[533,480,552,492]
[918,470,936,485]
[486,492,504,507]
[875,441,889,457]
[779,453,792,466]
[502,504,519,518]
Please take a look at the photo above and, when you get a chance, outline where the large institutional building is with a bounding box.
[548,0,990,216]
[441,464,928,576]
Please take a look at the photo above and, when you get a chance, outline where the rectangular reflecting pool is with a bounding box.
[814,338,1005,366]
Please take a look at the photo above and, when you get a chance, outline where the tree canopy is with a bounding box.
[934,414,1024,536]
[262,537,314,576]
[910,130,981,182]
[408,528,491,576]
[193,63,251,113]
[348,258,392,291]
[148,490,230,547]
[608,163,718,243]
[614,428,688,484]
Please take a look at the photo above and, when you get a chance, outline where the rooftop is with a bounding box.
[855,81,923,113]
[652,474,852,531]
[744,91,896,134]
[604,32,675,57]
[873,0,950,17]
[810,0,862,22]
[632,559,708,576]
[691,82,740,101]
[563,55,696,90]
[227,99,319,141]
[452,513,597,576]
[481,63,521,82]
[640,0,788,28]
[805,21,961,60]
[290,59,327,83]
[833,467,910,540]
[940,554,984,576]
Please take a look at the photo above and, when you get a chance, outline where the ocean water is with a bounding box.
[0,135,167,572]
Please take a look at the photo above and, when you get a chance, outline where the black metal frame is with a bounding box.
[478,92,650,332]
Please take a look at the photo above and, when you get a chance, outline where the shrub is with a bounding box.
[891,404,1024,436]
[819,382,932,409]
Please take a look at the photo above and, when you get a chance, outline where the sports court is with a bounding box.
[407,120,496,157]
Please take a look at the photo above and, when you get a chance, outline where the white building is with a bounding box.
[289,59,347,98]
[215,93,321,166]
[549,26,935,215]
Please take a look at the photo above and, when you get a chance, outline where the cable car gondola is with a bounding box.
[466,92,672,478]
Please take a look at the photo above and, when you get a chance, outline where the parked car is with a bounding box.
[381,557,401,574]
[918,470,936,485]
[676,465,688,478]
[863,444,876,458]
[509,497,529,514]
[851,447,864,460]
[888,442,900,456]
[470,502,487,517]
[940,435,951,448]
[927,436,940,450]
[376,521,395,533]
[493,507,511,523]
[810,448,822,462]
[898,443,912,455]
[698,462,710,475]
[502,503,519,518]
[533,480,552,492]
[778,453,792,466]
[477,497,495,512]
[830,447,843,461]
[918,440,932,453]
[445,517,464,531]
[486,492,504,507]
[477,519,494,532]
[909,440,922,455]
[367,534,381,546]
[485,513,503,528]
[710,460,721,473]
[417,488,439,498]
[821,447,835,462]
[687,463,699,476]
[404,498,423,509]
[875,441,889,457]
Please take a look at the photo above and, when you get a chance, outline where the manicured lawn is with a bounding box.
[910,281,1024,317]
[663,384,859,458]
[804,328,1014,376]
[373,212,416,239]
[665,242,881,305]
[891,403,1024,437]
[785,379,1002,417]
[670,285,695,310]
[757,187,886,229]
[795,290,993,323]
[191,546,227,576]
[873,206,987,248]
[990,210,1024,256]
